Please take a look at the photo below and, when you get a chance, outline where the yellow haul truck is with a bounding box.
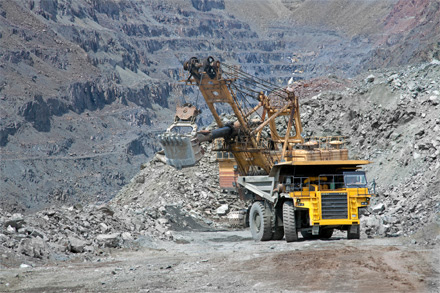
[159,56,373,242]
[239,162,371,241]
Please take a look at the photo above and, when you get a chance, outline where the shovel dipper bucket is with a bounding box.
[158,131,203,169]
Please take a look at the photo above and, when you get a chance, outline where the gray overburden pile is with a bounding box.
[114,143,246,224]
[0,143,245,267]
[0,204,172,266]
[298,62,440,243]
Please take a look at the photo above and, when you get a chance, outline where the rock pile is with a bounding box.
[0,142,245,267]
[113,143,247,225]
[0,203,177,266]
[296,61,440,244]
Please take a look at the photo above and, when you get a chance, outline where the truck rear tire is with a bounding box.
[272,226,284,240]
[249,201,273,241]
[300,230,315,240]
[283,201,298,242]
[301,228,333,240]
[347,224,360,239]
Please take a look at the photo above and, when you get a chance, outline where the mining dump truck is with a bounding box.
[158,56,372,242]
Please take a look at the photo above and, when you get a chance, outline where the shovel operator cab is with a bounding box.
[159,56,373,242]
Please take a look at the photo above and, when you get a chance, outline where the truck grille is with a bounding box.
[321,193,348,219]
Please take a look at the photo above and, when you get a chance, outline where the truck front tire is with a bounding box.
[283,201,298,242]
[347,224,360,239]
[249,201,273,241]
[272,226,284,240]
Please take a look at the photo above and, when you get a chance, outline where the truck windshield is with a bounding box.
[344,173,367,187]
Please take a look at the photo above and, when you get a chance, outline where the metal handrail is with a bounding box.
[284,174,371,196]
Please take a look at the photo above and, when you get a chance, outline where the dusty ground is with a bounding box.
[1,230,438,293]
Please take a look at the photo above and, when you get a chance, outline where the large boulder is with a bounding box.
[18,237,49,259]
[68,236,88,253]
[216,204,229,216]
[96,233,120,248]
[4,213,25,231]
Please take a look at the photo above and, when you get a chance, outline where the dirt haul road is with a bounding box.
[0,230,438,292]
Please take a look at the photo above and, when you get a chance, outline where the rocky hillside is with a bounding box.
[366,0,440,68]
[1,0,439,212]
[298,62,440,244]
